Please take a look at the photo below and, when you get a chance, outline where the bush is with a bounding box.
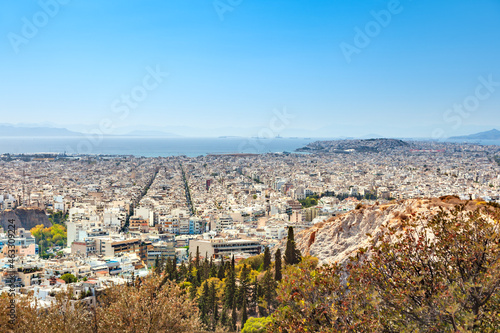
[242,317,271,333]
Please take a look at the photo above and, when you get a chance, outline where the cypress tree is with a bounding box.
[210,257,217,278]
[284,226,301,265]
[263,246,271,271]
[171,256,178,281]
[217,260,225,280]
[188,253,193,282]
[231,302,237,331]
[159,255,166,272]
[210,281,218,330]
[224,264,236,309]
[179,260,187,281]
[250,278,259,313]
[195,246,200,269]
[154,255,160,274]
[238,264,250,309]
[275,248,282,281]
[241,297,248,329]
[199,281,210,326]
[262,268,277,313]
[220,306,228,329]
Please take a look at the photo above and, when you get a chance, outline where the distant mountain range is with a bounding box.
[449,129,500,140]
[0,125,180,137]
[0,125,81,137]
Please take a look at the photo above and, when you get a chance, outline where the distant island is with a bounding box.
[449,129,500,140]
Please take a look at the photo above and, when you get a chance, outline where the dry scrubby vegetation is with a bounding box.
[1,200,499,332]
[0,275,204,333]
[270,203,500,332]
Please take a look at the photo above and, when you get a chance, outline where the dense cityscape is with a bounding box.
[1,140,499,318]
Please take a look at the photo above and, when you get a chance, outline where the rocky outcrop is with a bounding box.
[0,208,51,232]
[289,196,485,264]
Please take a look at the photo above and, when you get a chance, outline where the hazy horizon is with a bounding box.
[1,1,499,139]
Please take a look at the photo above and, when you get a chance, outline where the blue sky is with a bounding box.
[0,0,499,138]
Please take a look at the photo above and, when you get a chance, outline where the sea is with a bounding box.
[0,137,317,157]
[0,137,498,158]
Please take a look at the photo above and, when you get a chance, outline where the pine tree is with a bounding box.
[275,248,282,281]
[263,246,271,270]
[284,226,301,265]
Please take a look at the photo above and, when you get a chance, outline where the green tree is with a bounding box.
[274,249,282,281]
[224,258,236,309]
[263,247,271,271]
[260,269,277,315]
[284,227,301,265]
[198,280,210,326]
[231,302,237,331]
[60,273,77,284]
[241,297,248,329]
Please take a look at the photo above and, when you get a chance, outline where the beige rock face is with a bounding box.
[291,196,484,264]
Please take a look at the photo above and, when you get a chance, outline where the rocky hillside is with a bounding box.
[291,196,487,264]
[0,207,51,232]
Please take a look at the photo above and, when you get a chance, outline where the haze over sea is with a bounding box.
[0,137,316,157]
[1,137,500,158]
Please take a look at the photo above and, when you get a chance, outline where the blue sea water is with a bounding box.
[1,137,498,158]
[0,137,316,157]
[444,139,500,146]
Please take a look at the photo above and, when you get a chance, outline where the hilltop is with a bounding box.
[296,138,409,153]
[289,196,491,264]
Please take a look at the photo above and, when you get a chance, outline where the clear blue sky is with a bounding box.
[1,0,499,138]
